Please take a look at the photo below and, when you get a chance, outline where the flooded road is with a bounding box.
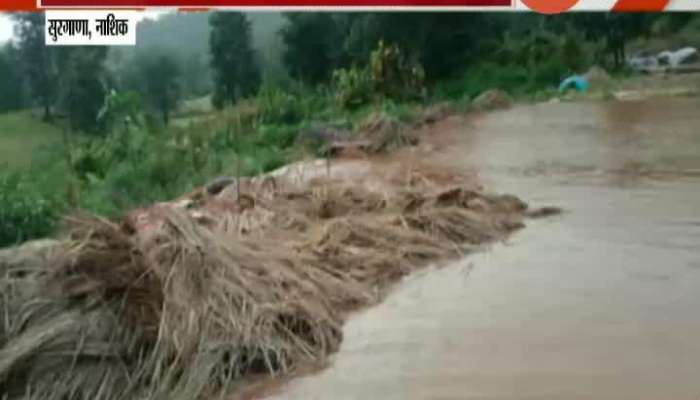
[267,97,700,400]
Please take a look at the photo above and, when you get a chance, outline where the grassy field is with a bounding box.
[0,110,62,169]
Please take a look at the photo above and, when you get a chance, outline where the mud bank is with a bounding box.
[0,115,553,400]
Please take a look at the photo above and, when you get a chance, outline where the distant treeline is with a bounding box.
[1,11,699,247]
[1,12,699,131]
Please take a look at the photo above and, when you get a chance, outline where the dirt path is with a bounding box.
[265,97,700,399]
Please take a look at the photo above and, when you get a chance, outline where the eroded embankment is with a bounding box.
[0,113,552,400]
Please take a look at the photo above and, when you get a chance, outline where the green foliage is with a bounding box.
[255,123,298,149]
[0,105,287,223]
[376,100,419,123]
[562,13,657,69]
[632,15,700,54]
[138,14,213,97]
[434,63,531,101]
[343,13,493,81]
[247,12,289,86]
[280,13,349,85]
[12,13,60,120]
[332,66,373,109]
[141,53,182,125]
[0,111,62,169]
[333,41,426,109]
[4,11,684,248]
[12,13,110,132]
[68,127,208,215]
[434,26,592,102]
[0,171,64,246]
[256,85,304,124]
[61,47,109,134]
[12,15,108,132]
[255,84,336,124]
[12,13,58,119]
[0,44,25,112]
[210,12,261,109]
[97,90,143,133]
[240,145,287,176]
[560,30,589,72]
[369,41,425,101]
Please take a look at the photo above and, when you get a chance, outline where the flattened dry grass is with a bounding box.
[0,174,534,400]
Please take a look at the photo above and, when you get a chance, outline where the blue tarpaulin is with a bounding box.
[559,75,589,93]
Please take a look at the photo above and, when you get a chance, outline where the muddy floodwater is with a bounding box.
[266,97,700,400]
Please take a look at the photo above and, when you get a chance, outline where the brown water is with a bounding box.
[266,98,700,400]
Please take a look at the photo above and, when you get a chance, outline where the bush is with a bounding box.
[333,66,374,109]
[242,147,287,176]
[0,172,63,246]
[369,40,426,101]
[257,85,304,125]
[434,63,530,101]
[97,90,143,134]
[435,57,570,102]
[256,124,299,149]
[376,100,420,123]
[530,58,568,89]
[333,41,427,110]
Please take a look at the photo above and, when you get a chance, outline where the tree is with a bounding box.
[342,13,497,81]
[13,13,109,131]
[12,12,59,120]
[139,53,181,126]
[0,43,25,112]
[60,48,109,133]
[136,12,213,99]
[280,13,349,85]
[560,13,657,69]
[209,12,261,109]
[182,52,212,97]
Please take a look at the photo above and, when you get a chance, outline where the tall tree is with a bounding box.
[209,12,261,109]
[60,48,109,134]
[0,43,25,112]
[182,51,212,97]
[343,13,496,81]
[12,13,59,120]
[279,13,349,85]
[138,53,181,126]
[558,13,657,68]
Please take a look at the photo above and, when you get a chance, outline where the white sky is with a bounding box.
[0,11,169,44]
[0,14,14,44]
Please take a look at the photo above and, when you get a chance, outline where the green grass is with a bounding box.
[0,110,62,169]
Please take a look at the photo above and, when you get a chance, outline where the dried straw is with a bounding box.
[0,177,531,400]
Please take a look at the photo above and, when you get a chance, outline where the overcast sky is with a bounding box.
[0,14,14,43]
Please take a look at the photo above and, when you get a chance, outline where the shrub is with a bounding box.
[333,66,374,109]
[434,63,530,101]
[530,58,568,89]
[369,40,426,101]
[256,85,304,125]
[333,41,427,110]
[256,124,299,149]
[97,90,143,134]
[0,172,63,246]
[242,147,287,175]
